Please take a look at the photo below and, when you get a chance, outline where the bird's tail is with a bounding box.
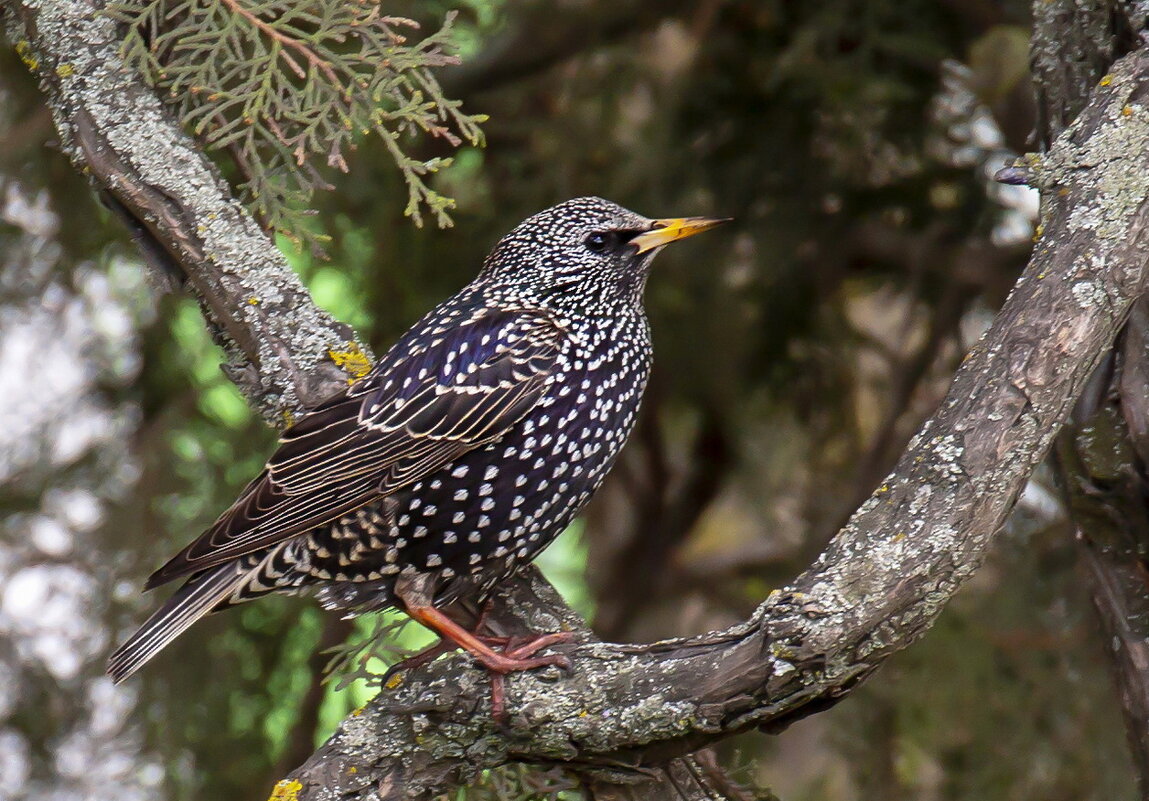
[107,563,246,683]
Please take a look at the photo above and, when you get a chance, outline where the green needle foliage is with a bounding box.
[108,0,486,248]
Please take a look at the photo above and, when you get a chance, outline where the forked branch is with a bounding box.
[10,1,1149,799]
[282,46,1149,801]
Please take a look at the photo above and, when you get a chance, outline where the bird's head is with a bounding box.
[478,196,728,314]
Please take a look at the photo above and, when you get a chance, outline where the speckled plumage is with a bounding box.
[109,197,721,682]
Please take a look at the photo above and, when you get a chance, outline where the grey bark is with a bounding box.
[279,46,1149,801]
[1035,2,1149,794]
[10,0,1149,799]
[3,0,372,426]
[2,2,736,799]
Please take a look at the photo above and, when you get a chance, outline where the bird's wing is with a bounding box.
[145,307,566,588]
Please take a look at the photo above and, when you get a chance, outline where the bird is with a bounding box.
[108,197,727,687]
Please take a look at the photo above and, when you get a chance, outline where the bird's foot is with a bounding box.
[477,631,575,723]
[393,583,578,721]
[503,630,576,662]
[381,624,575,689]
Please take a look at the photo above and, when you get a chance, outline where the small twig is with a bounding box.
[217,0,344,91]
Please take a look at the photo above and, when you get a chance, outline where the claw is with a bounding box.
[390,594,575,720]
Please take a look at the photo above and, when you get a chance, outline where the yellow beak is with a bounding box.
[630,216,731,254]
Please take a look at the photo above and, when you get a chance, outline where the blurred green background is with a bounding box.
[0,1,1134,799]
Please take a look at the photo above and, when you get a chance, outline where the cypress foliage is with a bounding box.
[108,0,485,248]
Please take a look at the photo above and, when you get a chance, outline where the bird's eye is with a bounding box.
[584,232,610,253]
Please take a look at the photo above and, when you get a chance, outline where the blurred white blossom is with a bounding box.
[0,177,161,801]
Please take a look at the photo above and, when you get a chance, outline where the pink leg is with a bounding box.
[400,604,574,721]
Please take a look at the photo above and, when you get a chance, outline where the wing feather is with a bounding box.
[145,308,565,589]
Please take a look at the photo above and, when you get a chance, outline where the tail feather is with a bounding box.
[108,564,246,683]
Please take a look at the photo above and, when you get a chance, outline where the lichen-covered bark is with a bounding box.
[1035,2,1149,793]
[0,3,731,799]
[11,0,1149,799]
[279,46,1149,801]
[5,0,372,425]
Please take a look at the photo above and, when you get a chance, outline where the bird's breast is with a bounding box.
[380,320,652,592]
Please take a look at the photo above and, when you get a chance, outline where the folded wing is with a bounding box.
[145,307,566,588]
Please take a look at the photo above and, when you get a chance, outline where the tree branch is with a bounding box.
[13,1,1149,799]
[1035,2,1149,791]
[279,46,1149,801]
[4,0,372,425]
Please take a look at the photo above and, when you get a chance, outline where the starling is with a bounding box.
[108,197,726,684]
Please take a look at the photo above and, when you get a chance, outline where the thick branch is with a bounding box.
[5,0,372,423]
[281,48,1149,800]
[1035,2,1149,790]
[3,3,737,799]
[14,1,1149,798]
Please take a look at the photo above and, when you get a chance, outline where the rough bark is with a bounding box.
[277,47,1149,801]
[1055,297,1149,799]
[3,0,372,426]
[11,0,1149,799]
[0,2,735,799]
[1036,1,1149,794]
